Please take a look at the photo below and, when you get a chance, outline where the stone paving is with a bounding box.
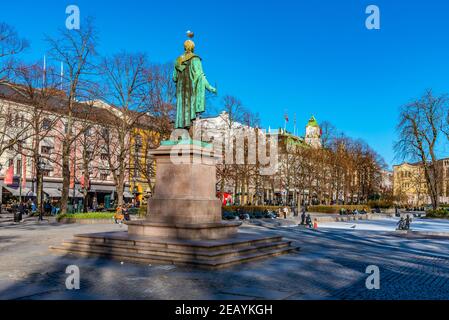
[1,217,449,300]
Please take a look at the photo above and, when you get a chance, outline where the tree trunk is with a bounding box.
[60,145,70,214]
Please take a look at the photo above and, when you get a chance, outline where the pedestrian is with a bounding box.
[397,217,405,230]
[283,207,288,219]
[300,207,306,225]
[313,218,318,229]
[305,214,313,228]
[18,201,25,222]
[405,214,412,230]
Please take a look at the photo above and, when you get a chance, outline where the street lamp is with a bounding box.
[133,136,142,206]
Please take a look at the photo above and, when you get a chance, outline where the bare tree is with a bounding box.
[99,52,149,207]
[0,22,28,85]
[395,90,445,209]
[46,19,98,214]
[7,62,62,214]
[136,63,175,197]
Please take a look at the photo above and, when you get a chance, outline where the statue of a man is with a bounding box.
[173,35,216,129]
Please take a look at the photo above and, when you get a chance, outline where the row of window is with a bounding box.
[4,157,111,181]
[6,113,26,128]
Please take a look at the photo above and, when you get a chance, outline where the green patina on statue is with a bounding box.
[173,31,217,129]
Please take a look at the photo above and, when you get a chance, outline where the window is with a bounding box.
[135,134,142,147]
[17,141,23,153]
[101,128,109,137]
[100,173,109,181]
[42,118,51,130]
[8,159,13,171]
[41,146,52,155]
[84,126,92,137]
[6,113,13,126]
[42,170,51,177]
[101,153,109,161]
[16,159,21,175]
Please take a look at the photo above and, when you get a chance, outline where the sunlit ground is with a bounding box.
[318,217,449,232]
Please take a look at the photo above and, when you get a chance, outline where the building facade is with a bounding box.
[393,158,449,206]
[0,84,154,209]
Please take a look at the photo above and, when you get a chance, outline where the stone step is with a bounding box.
[60,239,292,261]
[50,243,298,269]
[73,232,284,252]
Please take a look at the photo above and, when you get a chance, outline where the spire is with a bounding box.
[307,115,319,128]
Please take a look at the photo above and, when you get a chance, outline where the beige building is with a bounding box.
[393,158,449,206]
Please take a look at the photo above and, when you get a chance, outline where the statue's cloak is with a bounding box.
[173,54,211,129]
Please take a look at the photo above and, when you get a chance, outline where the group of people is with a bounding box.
[300,208,318,229]
[397,215,413,231]
[2,199,61,222]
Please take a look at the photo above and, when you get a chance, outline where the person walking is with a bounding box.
[300,207,306,225]
[305,214,313,228]
[18,201,25,222]
[283,207,287,219]
[405,214,412,230]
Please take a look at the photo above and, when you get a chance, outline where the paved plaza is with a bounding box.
[1,217,449,300]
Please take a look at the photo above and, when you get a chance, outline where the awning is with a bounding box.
[44,188,61,198]
[2,186,36,197]
[69,190,84,198]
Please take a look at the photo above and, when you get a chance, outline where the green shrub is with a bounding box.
[308,205,371,214]
[367,200,393,209]
[222,206,283,214]
[426,208,449,218]
[56,212,115,222]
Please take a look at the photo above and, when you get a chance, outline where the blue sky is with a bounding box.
[2,0,449,167]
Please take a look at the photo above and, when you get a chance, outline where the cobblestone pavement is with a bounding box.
[1,218,449,300]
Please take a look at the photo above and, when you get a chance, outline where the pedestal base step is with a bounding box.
[50,232,299,269]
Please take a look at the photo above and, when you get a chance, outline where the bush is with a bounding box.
[56,212,115,222]
[308,205,371,214]
[222,206,282,214]
[222,205,284,220]
[367,200,394,209]
[426,208,449,218]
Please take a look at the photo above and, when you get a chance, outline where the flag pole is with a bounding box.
[60,62,64,90]
[43,55,47,86]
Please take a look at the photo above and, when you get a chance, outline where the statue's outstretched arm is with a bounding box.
[172,67,178,83]
[192,58,216,94]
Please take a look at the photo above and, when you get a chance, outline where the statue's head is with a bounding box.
[184,40,195,53]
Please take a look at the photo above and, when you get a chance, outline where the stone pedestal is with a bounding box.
[51,141,297,268]
[127,142,241,240]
